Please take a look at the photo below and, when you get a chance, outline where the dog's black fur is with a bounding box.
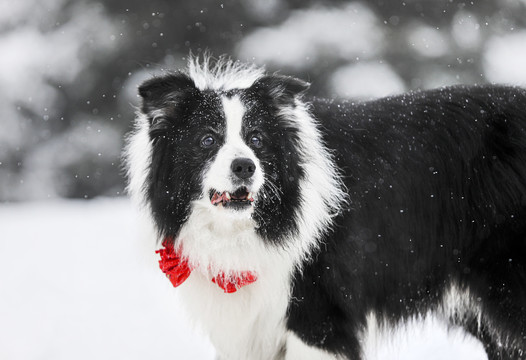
[288,85,526,359]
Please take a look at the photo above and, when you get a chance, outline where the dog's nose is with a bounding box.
[231,158,256,180]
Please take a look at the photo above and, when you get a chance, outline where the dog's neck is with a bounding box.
[175,199,266,275]
[156,238,258,293]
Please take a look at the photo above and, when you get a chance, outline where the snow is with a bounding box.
[0,198,215,360]
[0,198,488,359]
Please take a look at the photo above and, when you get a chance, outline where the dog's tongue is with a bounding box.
[156,238,257,293]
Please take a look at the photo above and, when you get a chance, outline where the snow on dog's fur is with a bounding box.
[125,55,526,360]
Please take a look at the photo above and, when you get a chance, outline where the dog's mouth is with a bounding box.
[209,187,255,210]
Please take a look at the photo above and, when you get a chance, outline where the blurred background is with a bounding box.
[1,1,525,359]
[1,0,526,201]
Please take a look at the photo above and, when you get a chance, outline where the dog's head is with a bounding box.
[125,56,344,261]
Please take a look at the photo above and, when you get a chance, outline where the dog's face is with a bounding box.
[135,72,311,244]
[200,93,265,213]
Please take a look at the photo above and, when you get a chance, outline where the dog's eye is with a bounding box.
[151,116,166,128]
[250,136,262,148]
[201,136,215,147]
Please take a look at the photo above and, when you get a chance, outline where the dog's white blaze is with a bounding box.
[201,95,264,200]
[223,95,245,144]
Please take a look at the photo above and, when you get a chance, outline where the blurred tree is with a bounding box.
[0,0,525,201]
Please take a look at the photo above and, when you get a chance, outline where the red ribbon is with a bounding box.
[156,238,257,293]
[155,239,192,288]
[212,271,258,294]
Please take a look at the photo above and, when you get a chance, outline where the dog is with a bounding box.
[125,56,526,360]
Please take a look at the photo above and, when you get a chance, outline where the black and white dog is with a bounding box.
[125,56,526,360]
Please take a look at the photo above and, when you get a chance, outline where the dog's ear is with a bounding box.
[138,73,197,115]
[250,74,310,104]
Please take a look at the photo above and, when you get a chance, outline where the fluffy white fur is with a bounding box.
[277,103,348,272]
[176,210,293,359]
[441,283,482,330]
[188,54,265,91]
[124,112,152,210]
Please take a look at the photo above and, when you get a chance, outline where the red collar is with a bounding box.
[156,238,257,293]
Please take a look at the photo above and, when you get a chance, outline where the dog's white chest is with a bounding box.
[170,202,302,359]
[177,263,291,360]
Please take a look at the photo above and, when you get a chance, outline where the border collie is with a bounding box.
[125,56,526,360]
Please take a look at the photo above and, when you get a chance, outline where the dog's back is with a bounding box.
[287,85,526,359]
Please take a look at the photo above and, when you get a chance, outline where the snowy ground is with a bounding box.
[0,198,215,360]
[0,198,487,360]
